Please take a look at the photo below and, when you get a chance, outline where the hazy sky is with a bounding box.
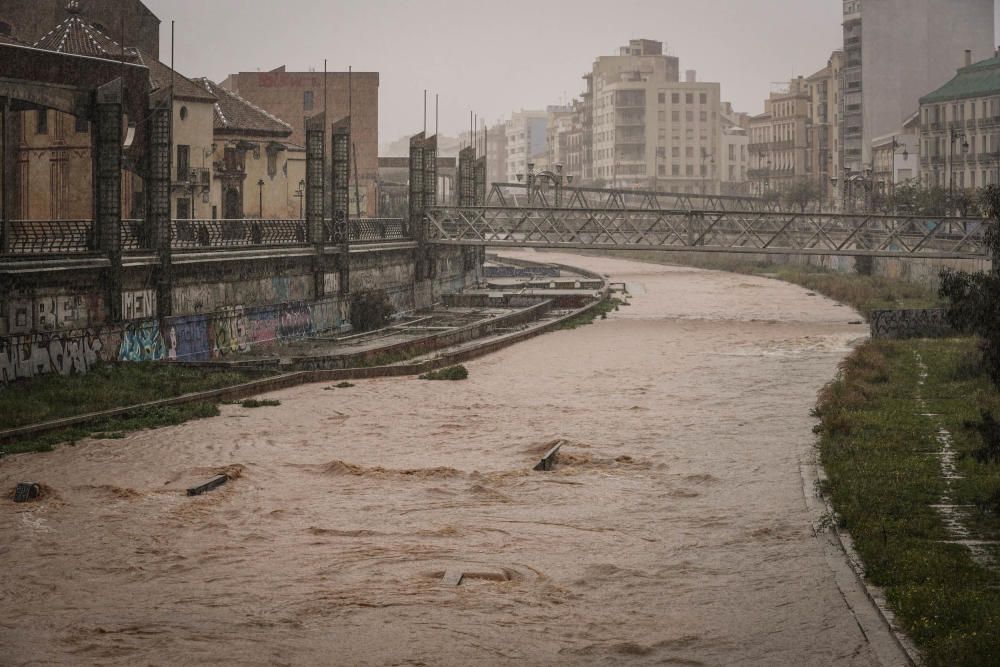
[144,0,1000,146]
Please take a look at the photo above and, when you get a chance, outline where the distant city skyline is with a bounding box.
[143,0,1000,144]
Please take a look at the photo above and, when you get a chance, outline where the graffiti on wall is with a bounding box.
[211,306,251,357]
[122,290,157,321]
[119,321,167,362]
[0,329,119,383]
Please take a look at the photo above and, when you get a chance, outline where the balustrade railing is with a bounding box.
[4,219,95,254]
[2,216,411,256]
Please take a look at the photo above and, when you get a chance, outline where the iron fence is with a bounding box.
[170,219,307,249]
[4,219,95,254]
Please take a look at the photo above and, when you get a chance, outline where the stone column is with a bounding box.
[95,80,124,322]
[147,89,172,317]
[305,112,326,298]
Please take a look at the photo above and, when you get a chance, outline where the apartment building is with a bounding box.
[749,78,812,195]
[807,51,843,204]
[919,51,1000,191]
[588,39,724,193]
[719,103,749,195]
[504,110,548,182]
[840,0,993,175]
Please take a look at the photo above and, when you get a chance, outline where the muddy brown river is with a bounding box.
[1,253,903,665]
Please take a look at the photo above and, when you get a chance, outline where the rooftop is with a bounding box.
[920,56,1000,104]
[194,78,294,137]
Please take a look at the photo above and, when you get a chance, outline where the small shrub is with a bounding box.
[350,289,395,332]
[240,399,281,408]
[965,410,1000,464]
[419,365,469,381]
[335,381,355,388]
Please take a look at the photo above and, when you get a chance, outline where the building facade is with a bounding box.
[919,52,1000,192]
[749,78,812,196]
[504,110,547,183]
[222,67,379,216]
[840,0,994,176]
[807,51,843,205]
[719,103,749,195]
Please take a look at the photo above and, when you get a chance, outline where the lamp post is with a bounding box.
[257,178,265,219]
[295,179,305,219]
[516,162,572,207]
[700,148,714,196]
[886,136,909,207]
[189,168,198,220]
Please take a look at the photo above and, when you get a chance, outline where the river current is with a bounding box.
[2,252,888,665]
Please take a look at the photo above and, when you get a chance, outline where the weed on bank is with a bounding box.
[816,338,1000,665]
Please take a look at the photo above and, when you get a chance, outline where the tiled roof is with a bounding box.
[920,57,1000,104]
[129,49,217,103]
[192,78,293,137]
[33,13,127,59]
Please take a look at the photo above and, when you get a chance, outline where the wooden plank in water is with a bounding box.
[442,570,464,586]
[533,441,564,472]
[186,475,228,497]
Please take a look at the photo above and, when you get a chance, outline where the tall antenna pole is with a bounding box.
[423,90,427,135]
[435,94,439,137]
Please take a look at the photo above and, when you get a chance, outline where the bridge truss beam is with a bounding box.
[425,206,991,260]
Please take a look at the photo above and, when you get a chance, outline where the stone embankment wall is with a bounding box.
[0,246,482,384]
[869,308,955,339]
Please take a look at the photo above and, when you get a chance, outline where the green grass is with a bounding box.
[557,298,622,330]
[816,338,1000,665]
[1,402,221,456]
[569,250,942,320]
[419,365,469,381]
[0,362,265,431]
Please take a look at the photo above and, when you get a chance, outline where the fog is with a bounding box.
[143,0,1000,145]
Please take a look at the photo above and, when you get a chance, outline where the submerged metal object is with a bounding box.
[13,483,40,503]
[186,475,228,497]
[533,441,564,472]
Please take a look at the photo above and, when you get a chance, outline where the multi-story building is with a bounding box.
[546,105,574,172]
[486,121,507,187]
[807,51,843,205]
[0,0,159,57]
[840,0,994,176]
[919,51,1000,192]
[587,39,724,193]
[504,110,547,182]
[748,77,812,196]
[872,113,919,194]
[222,67,379,216]
[719,103,749,195]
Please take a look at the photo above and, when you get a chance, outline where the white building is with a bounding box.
[505,110,548,182]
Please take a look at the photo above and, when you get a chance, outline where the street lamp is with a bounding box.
[700,148,715,196]
[257,178,265,218]
[295,179,305,219]
[189,168,198,220]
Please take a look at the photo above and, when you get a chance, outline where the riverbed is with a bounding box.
[1,252,891,665]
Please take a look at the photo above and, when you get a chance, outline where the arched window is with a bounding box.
[0,21,13,36]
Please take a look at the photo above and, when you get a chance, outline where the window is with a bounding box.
[699,111,707,122]
[658,92,665,104]
[686,165,694,176]
[699,93,707,105]
[672,164,680,176]
[686,147,694,158]
[672,110,679,122]
[304,90,314,111]
[685,93,693,104]
[36,109,48,134]
[672,93,679,104]
[686,111,693,122]
[177,144,190,181]
[672,146,679,157]
[267,149,278,177]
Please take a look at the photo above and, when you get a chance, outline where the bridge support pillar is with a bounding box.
[332,117,351,295]
[409,132,426,280]
[147,89,173,317]
[458,146,475,207]
[305,113,326,298]
[474,154,486,206]
[95,80,124,322]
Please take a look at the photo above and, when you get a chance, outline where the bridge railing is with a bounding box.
[170,219,307,249]
[322,217,410,244]
[487,182,776,212]
[425,206,992,260]
[3,219,96,254]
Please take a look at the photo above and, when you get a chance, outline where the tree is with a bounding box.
[782,178,822,212]
[939,184,1000,385]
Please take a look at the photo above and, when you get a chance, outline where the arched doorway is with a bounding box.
[223,186,242,219]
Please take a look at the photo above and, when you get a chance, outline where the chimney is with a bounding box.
[685,69,696,83]
[965,49,973,67]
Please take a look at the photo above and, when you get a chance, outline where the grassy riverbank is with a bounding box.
[564,250,942,319]
[816,338,1000,665]
[0,363,268,455]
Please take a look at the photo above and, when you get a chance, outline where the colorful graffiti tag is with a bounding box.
[0,329,119,383]
[118,321,167,362]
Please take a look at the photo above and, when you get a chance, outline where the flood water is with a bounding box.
[1,252,885,665]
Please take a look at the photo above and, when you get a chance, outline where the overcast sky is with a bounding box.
[144,0,1000,146]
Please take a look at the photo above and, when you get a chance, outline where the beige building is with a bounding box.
[504,110,548,182]
[195,80,305,220]
[749,77,812,196]
[588,39,726,193]
[872,115,919,193]
[919,52,1000,192]
[719,102,749,195]
[807,51,843,205]
[546,105,574,172]
[221,67,379,216]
